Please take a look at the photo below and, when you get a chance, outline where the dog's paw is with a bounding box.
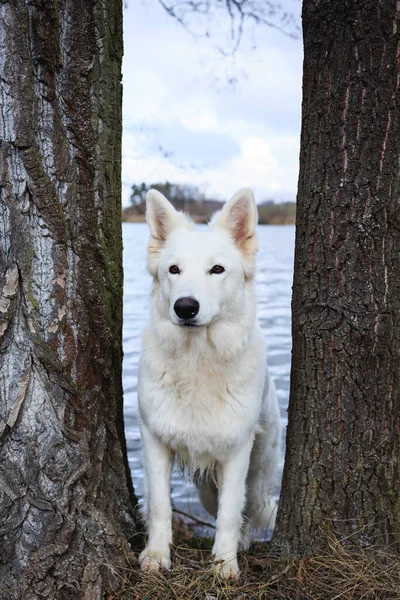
[139,547,171,572]
[212,557,240,580]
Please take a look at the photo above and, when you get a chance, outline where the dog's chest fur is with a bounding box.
[139,331,264,468]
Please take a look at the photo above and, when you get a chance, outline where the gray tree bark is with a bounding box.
[273,0,400,555]
[0,1,140,597]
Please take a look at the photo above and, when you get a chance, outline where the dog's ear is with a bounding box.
[146,189,191,240]
[146,189,193,276]
[210,188,258,261]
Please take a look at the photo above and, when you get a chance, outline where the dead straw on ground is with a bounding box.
[109,517,400,600]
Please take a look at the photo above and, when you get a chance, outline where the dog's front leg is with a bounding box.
[139,423,174,572]
[212,437,253,579]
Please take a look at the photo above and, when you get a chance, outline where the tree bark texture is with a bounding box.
[0,2,140,598]
[274,0,400,555]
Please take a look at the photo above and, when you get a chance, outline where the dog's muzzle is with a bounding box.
[174,297,200,322]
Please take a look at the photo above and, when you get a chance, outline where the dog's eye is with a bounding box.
[210,265,225,274]
[169,265,180,274]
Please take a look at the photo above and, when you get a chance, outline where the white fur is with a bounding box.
[138,188,281,579]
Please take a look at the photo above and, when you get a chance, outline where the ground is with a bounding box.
[107,516,400,600]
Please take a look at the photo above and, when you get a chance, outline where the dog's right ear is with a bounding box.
[146,190,190,241]
[146,189,192,276]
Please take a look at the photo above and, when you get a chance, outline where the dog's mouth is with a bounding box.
[174,318,204,328]
[179,321,200,328]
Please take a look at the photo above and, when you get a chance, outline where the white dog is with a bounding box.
[137,188,281,579]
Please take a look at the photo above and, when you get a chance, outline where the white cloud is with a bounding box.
[122,130,299,203]
[122,0,302,205]
[196,134,299,201]
[176,98,219,132]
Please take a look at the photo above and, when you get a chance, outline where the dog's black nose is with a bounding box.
[174,297,200,320]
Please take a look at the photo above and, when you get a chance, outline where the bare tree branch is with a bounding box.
[156,0,301,55]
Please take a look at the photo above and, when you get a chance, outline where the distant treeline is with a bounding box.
[122,182,296,225]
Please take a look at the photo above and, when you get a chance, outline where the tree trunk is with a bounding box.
[0,1,140,597]
[273,0,400,555]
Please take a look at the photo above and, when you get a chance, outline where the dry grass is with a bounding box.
[108,518,400,600]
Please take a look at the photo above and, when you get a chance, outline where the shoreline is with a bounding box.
[121,213,296,226]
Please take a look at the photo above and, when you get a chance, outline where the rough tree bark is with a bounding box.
[0,1,140,598]
[273,0,400,555]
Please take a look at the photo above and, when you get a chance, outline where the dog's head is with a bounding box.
[146,188,258,328]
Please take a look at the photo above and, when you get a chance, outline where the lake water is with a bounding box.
[122,222,295,523]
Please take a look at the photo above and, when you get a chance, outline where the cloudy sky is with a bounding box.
[121,0,303,206]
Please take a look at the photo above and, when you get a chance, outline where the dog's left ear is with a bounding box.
[210,188,258,258]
